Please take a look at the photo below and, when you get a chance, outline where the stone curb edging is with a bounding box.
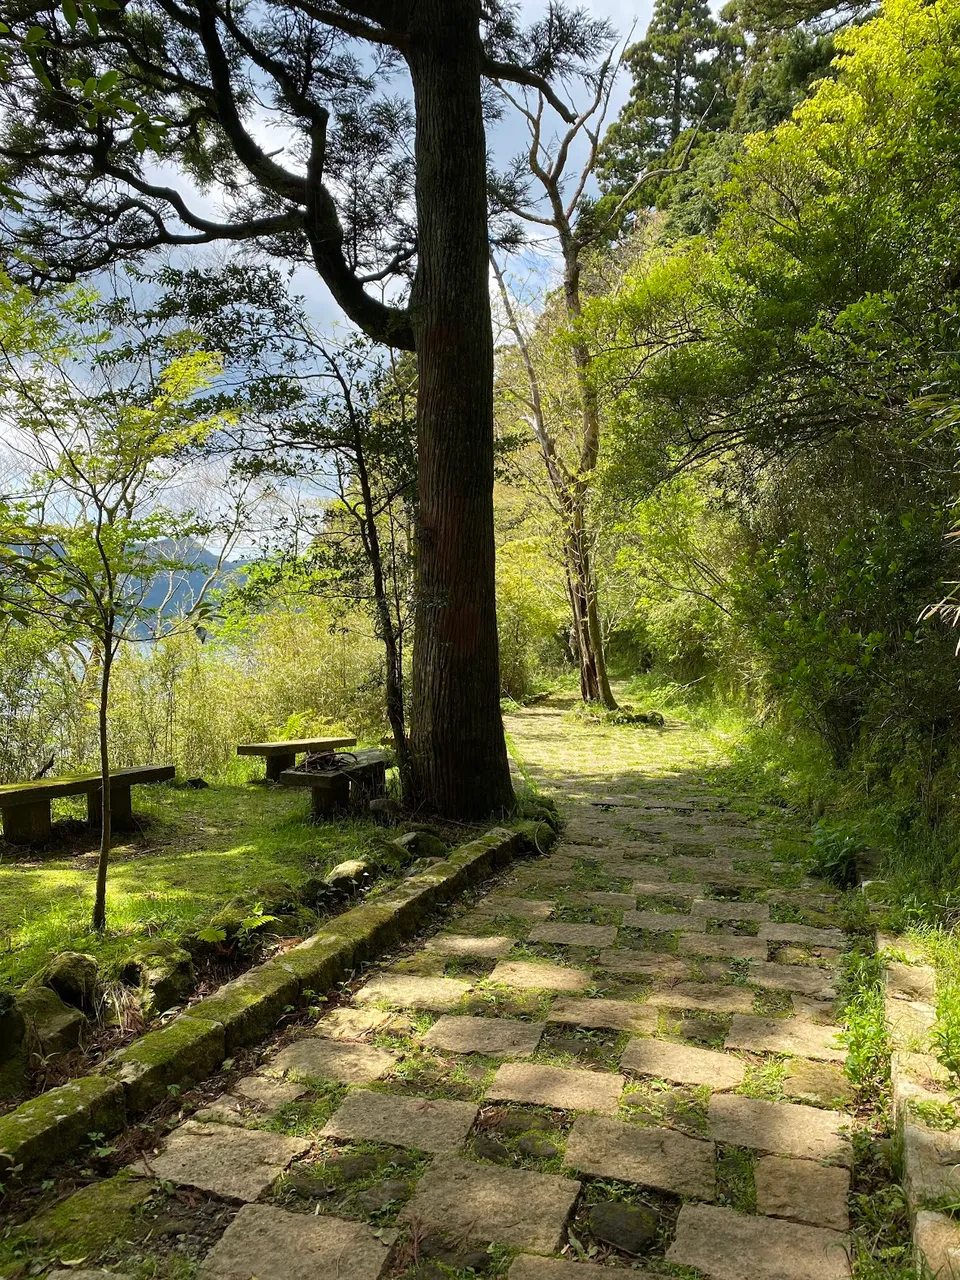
[0,823,550,1183]
[878,930,960,1276]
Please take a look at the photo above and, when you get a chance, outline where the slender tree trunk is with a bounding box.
[352,430,412,792]
[92,636,113,932]
[564,251,617,711]
[405,2,514,819]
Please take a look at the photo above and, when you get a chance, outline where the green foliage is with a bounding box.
[808,821,864,889]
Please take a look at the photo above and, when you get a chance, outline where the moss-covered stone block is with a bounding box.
[183,965,298,1051]
[100,1015,224,1113]
[19,1172,154,1257]
[0,1075,125,1179]
[276,932,354,990]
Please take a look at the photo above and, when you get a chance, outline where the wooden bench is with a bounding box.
[237,736,357,781]
[0,765,176,844]
[280,749,390,818]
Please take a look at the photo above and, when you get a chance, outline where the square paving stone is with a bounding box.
[321,1089,478,1153]
[725,1014,845,1062]
[691,900,770,922]
[353,974,473,1011]
[708,1095,852,1165]
[400,1155,581,1254]
[486,1062,624,1114]
[489,960,591,992]
[132,1121,309,1201]
[597,951,692,980]
[755,1155,850,1230]
[746,962,836,999]
[269,1038,396,1084]
[482,897,556,919]
[633,881,704,900]
[913,1210,960,1279]
[200,1204,396,1279]
[425,934,517,958]
[576,892,637,908]
[508,1258,619,1279]
[760,923,845,948]
[529,922,618,948]
[646,983,755,1015]
[678,929,770,960]
[782,1060,855,1108]
[621,1038,745,1090]
[624,910,705,933]
[666,1202,850,1280]
[423,1015,544,1058]
[792,996,838,1024]
[316,1008,403,1039]
[563,1113,715,1200]
[547,997,659,1034]
[233,1076,307,1107]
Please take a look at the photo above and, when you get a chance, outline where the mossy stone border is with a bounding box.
[0,823,550,1184]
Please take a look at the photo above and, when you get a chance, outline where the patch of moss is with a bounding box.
[102,1014,224,1112]
[0,1074,125,1178]
[184,964,298,1051]
[17,1172,154,1259]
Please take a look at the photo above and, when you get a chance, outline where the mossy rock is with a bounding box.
[514,818,559,855]
[34,951,100,1012]
[325,858,372,894]
[21,1172,154,1258]
[516,795,561,832]
[393,831,448,860]
[120,939,196,1017]
[0,990,27,1099]
[18,986,86,1057]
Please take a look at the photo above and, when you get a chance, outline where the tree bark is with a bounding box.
[92,635,113,932]
[405,1,514,819]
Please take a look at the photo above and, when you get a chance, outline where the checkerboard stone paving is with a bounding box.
[20,700,872,1279]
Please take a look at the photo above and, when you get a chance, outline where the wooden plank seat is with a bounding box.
[237,736,357,781]
[0,765,176,845]
[280,749,390,818]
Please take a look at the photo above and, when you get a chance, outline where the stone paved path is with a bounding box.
[13,698,863,1278]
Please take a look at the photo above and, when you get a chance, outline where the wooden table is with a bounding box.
[280,749,390,817]
[0,765,176,844]
[236,736,357,781]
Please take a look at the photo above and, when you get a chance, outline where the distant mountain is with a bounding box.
[139,540,246,617]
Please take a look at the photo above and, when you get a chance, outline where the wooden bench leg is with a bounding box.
[3,801,53,844]
[266,752,296,782]
[310,775,350,820]
[87,784,134,830]
[350,763,387,809]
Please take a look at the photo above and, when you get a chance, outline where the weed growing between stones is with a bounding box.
[752,989,795,1018]
[618,1080,711,1135]
[534,1026,628,1072]
[738,1058,787,1100]
[261,1082,348,1136]
[848,1131,911,1279]
[838,945,891,1108]
[569,1177,681,1263]
[716,1144,757,1213]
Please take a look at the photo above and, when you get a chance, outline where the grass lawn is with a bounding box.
[0,783,388,989]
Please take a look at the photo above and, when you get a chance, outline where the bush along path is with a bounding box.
[0,698,906,1279]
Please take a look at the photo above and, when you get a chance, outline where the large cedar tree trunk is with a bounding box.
[405,2,514,819]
